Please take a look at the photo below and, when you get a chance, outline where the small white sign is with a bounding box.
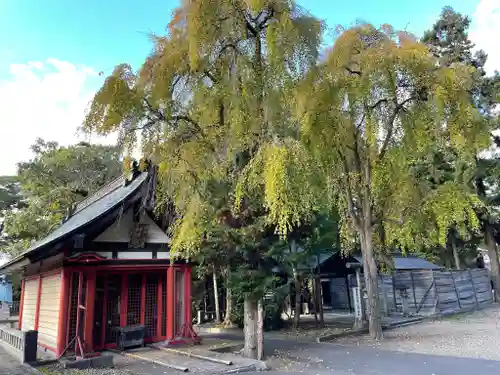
[352,287,362,319]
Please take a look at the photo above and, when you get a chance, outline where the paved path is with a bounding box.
[0,345,26,375]
[207,332,500,375]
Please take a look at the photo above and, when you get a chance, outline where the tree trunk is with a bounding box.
[243,297,258,359]
[360,224,383,340]
[213,271,221,322]
[257,299,264,360]
[294,275,301,329]
[485,223,500,301]
[223,271,233,327]
[314,276,324,326]
[313,278,319,325]
[451,236,461,270]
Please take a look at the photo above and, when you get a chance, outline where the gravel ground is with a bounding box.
[334,305,500,360]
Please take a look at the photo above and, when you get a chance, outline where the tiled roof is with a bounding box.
[1,173,148,268]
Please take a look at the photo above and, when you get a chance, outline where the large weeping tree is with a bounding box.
[83,0,322,359]
[294,25,489,338]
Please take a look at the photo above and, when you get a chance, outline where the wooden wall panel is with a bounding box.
[38,273,62,349]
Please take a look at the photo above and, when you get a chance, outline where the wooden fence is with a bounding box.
[329,268,493,316]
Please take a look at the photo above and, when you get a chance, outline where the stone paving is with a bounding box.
[0,345,26,375]
[334,305,500,360]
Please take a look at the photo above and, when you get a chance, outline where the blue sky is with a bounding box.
[0,0,479,77]
[0,0,497,175]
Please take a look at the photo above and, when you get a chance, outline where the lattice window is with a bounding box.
[162,274,167,337]
[175,270,184,336]
[67,272,79,348]
[67,272,87,349]
[127,274,141,325]
[93,276,105,348]
[145,273,159,338]
[105,275,122,344]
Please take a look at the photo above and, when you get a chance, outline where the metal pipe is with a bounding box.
[155,346,232,365]
[123,351,189,372]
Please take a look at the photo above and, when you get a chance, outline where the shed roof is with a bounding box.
[353,254,441,270]
[0,172,148,272]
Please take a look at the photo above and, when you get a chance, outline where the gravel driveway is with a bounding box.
[334,305,500,360]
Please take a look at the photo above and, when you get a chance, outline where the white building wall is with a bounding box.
[37,273,62,350]
[21,278,38,331]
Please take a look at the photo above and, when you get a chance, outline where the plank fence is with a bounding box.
[329,268,493,316]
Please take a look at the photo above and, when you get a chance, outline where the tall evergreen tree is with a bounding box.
[422,6,500,295]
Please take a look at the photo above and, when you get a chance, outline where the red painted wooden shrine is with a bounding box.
[0,166,198,357]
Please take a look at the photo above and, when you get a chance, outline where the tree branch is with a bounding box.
[243,12,258,36]
[257,6,275,29]
[345,67,362,76]
[378,96,416,160]
[338,150,361,228]
[204,69,218,83]
[219,42,238,57]
[369,98,389,110]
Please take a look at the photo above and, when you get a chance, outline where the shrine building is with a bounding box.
[0,166,195,357]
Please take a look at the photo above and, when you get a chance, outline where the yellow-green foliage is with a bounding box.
[296,24,490,251]
[83,0,324,258]
[83,2,490,260]
[235,139,323,237]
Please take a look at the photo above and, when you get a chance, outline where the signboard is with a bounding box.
[352,287,362,319]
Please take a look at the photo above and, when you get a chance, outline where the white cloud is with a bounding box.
[0,59,117,176]
[469,0,500,75]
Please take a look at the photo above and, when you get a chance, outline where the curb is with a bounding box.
[195,326,241,334]
[217,362,268,374]
[316,317,424,343]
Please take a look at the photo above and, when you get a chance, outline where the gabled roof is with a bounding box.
[353,254,442,270]
[0,172,148,272]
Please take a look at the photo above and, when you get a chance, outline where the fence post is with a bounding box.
[410,271,417,311]
[450,271,461,309]
[468,269,479,308]
[432,271,438,314]
[391,272,397,312]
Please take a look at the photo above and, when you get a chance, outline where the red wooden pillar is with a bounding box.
[140,274,146,325]
[18,279,25,330]
[100,276,108,349]
[120,273,128,327]
[56,269,70,356]
[184,266,192,328]
[34,275,42,330]
[84,272,96,352]
[157,277,163,340]
[166,266,175,339]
